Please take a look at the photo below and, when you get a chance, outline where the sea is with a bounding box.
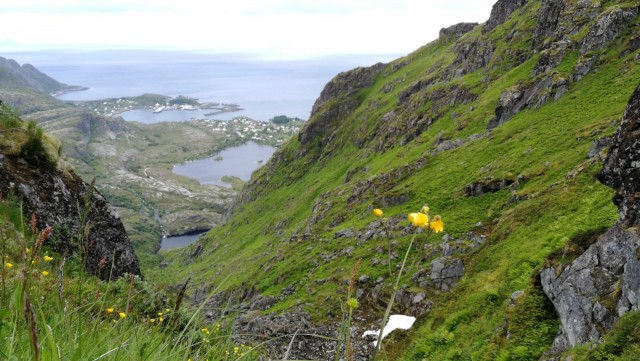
[4,50,397,121]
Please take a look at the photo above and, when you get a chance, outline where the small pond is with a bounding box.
[172,142,275,186]
[160,231,208,250]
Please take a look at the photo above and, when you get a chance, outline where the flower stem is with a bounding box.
[379,217,392,277]
[372,232,416,360]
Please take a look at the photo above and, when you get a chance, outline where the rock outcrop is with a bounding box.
[439,22,478,40]
[484,0,527,32]
[598,83,640,227]
[540,84,640,351]
[0,154,141,280]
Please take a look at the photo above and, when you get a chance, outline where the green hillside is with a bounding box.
[157,0,640,359]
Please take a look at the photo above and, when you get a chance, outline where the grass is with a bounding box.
[0,194,265,360]
[152,1,640,359]
[1,0,638,359]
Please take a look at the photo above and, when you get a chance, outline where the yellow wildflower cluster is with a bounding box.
[406,206,444,233]
[105,307,126,319]
[223,344,251,357]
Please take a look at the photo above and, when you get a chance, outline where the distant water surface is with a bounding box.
[160,231,207,250]
[5,50,397,121]
[173,141,275,186]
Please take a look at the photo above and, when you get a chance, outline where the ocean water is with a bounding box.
[4,50,395,121]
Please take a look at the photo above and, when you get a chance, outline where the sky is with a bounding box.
[0,0,498,59]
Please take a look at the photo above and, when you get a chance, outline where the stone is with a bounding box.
[586,136,612,159]
[430,257,465,291]
[334,228,356,239]
[509,290,524,305]
[540,223,640,349]
[487,76,556,130]
[439,22,479,40]
[358,275,370,283]
[464,178,515,196]
[532,0,565,49]
[580,7,639,56]
[412,293,426,304]
[233,310,373,360]
[598,84,640,226]
[541,84,640,352]
[484,0,527,32]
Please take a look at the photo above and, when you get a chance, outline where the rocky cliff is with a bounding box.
[540,84,640,353]
[0,114,140,280]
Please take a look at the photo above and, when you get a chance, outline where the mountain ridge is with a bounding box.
[159,0,640,359]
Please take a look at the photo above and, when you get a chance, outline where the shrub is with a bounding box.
[20,120,54,167]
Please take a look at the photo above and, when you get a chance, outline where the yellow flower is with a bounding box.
[165,308,171,313]
[43,255,53,262]
[408,212,429,228]
[429,215,444,233]
[373,208,383,217]
[159,317,164,322]
[157,312,163,316]
[421,206,430,214]
[42,271,49,276]
[118,312,126,319]
[150,318,156,323]
[106,307,114,313]
[25,248,31,254]
[5,262,12,269]
[31,260,36,265]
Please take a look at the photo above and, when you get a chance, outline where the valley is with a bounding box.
[1,0,640,359]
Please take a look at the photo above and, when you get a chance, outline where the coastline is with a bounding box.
[50,85,89,97]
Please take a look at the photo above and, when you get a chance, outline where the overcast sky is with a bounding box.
[0,0,498,59]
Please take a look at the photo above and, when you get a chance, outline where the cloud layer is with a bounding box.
[1,0,497,58]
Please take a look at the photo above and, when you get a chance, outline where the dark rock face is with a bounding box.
[598,84,640,227]
[484,0,527,32]
[450,40,495,78]
[439,22,478,40]
[575,7,639,79]
[310,63,386,117]
[0,155,141,280]
[580,7,639,56]
[487,75,568,130]
[541,84,640,351]
[464,178,515,197]
[587,136,612,159]
[430,257,465,291]
[532,0,565,50]
[297,63,385,159]
[234,310,373,361]
[540,223,640,349]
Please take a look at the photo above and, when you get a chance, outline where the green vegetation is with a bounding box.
[577,311,640,361]
[271,115,304,124]
[168,95,199,106]
[0,104,59,168]
[153,0,640,359]
[1,0,639,359]
[0,193,263,360]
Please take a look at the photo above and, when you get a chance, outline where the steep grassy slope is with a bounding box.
[159,0,640,358]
